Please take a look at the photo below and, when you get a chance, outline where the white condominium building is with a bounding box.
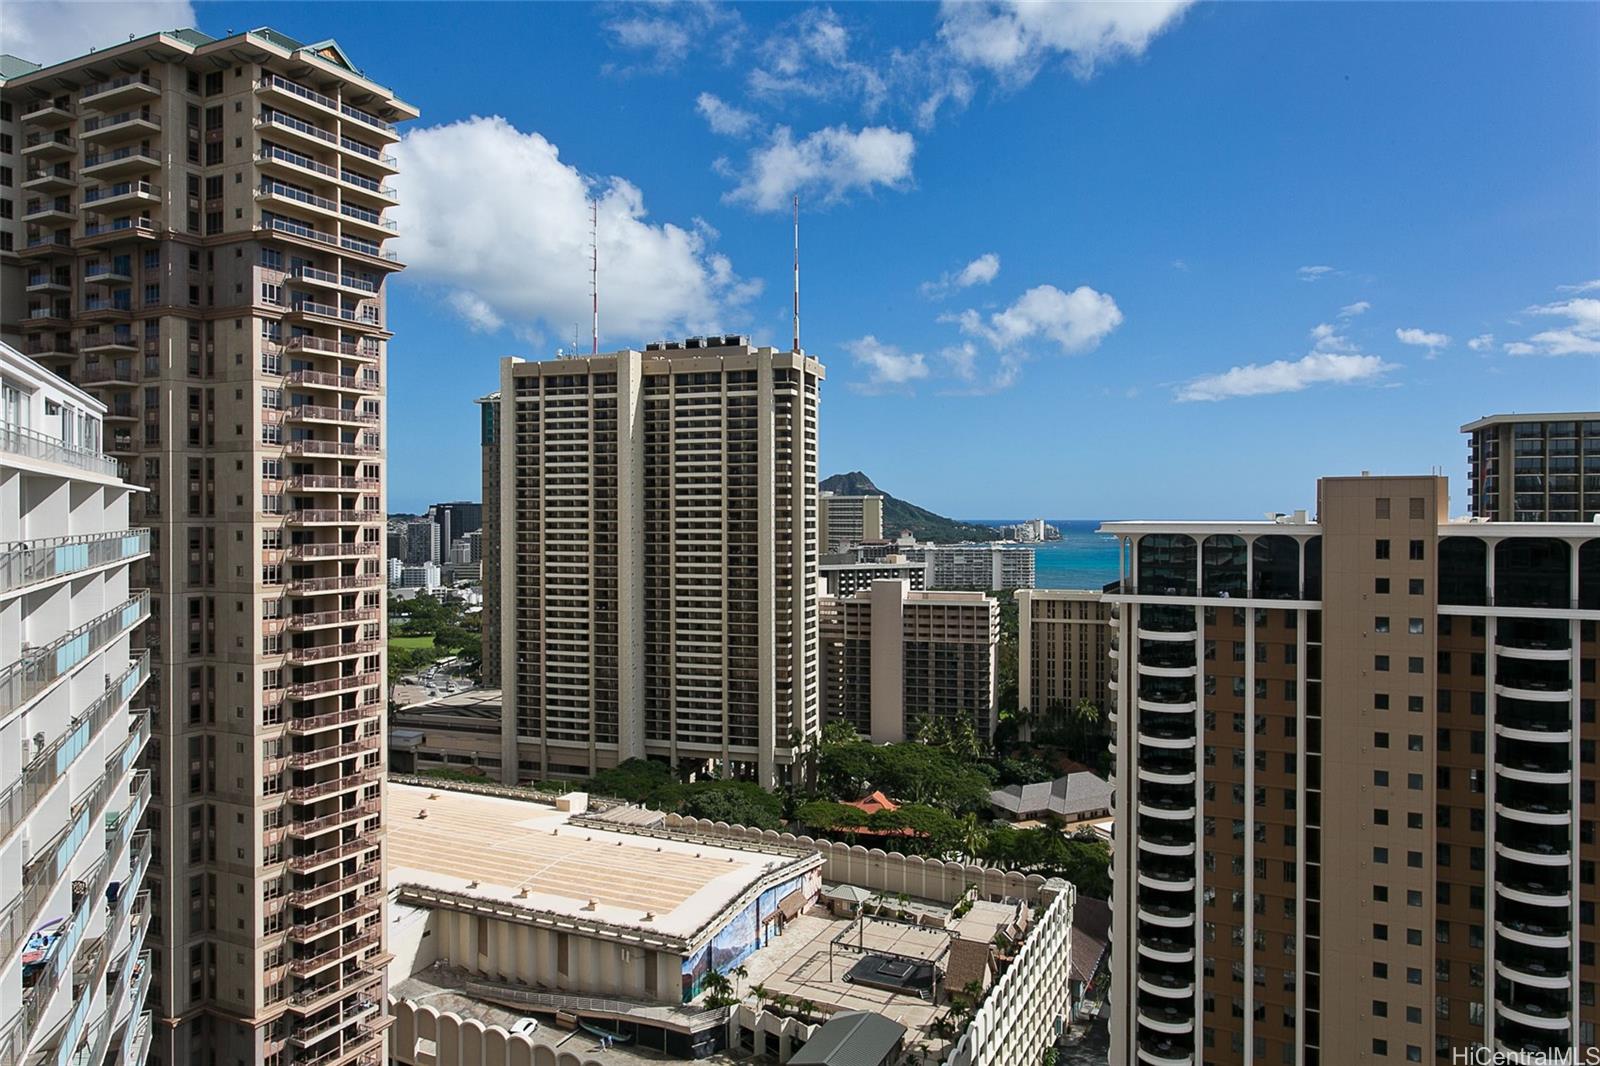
[2,342,153,1066]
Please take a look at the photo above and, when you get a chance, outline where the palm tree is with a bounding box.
[749,982,768,1008]
[1066,697,1101,760]
[731,963,748,999]
[958,813,986,862]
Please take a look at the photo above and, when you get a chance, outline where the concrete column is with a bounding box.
[869,579,907,743]
[616,350,645,762]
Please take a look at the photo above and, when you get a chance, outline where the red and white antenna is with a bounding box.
[590,198,599,355]
[792,194,801,354]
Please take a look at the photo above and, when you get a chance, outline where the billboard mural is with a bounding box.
[681,871,819,1002]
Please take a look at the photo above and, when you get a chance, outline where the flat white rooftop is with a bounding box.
[387,783,811,941]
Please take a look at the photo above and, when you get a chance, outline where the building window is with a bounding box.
[1376,539,1391,560]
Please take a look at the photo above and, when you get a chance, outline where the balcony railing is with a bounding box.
[289,267,379,294]
[82,110,161,133]
[286,511,384,528]
[284,405,380,425]
[288,703,382,735]
[288,928,380,973]
[0,739,148,971]
[341,102,397,136]
[284,439,382,459]
[285,542,380,559]
[81,74,161,101]
[81,146,160,169]
[0,419,120,477]
[287,767,382,804]
[291,301,384,326]
[288,799,381,840]
[338,137,396,167]
[81,330,137,350]
[82,217,159,239]
[258,109,339,146]
[0,528,149,595]
[289,574,383,593]
[289,672,382,699]
[260,180,339,213]
[284,369,380,392]
[0,654,149,843]
[0,590,149,714]
[286,859,382,907]
[84,180,161,204]
[260,74,340,113]
[281,606,379,630]
[287,835,381,873]
[287,963,383,1009]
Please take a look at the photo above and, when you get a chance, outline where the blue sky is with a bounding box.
[17,2,1600,517]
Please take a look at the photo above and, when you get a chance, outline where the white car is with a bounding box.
[509,1018,539,1036]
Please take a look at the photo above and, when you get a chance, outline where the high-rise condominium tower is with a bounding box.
[3,345,152,1066]
[1462,414,1600,523]
[0,29,412,1066]
[482,336,823,786]
[1104,474,1599,1066]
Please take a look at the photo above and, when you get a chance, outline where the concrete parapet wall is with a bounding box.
[388,997,608,1066]
[660,814,1050,904]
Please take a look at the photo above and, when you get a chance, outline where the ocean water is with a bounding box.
[965,519,1122,590]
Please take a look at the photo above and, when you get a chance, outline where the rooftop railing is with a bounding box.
[0,419,120,477]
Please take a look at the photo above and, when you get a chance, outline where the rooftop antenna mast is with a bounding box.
[590,198,599,355]
[792,194,801,354]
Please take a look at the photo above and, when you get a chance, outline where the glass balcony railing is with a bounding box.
[0,590,150,714]
[0,655,148,843]
[0,528,150,594]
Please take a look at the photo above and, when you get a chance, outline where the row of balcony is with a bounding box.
[256,146,398,203]
[0,590,149,714]
[258,74,399,137]
[0,653,149,844]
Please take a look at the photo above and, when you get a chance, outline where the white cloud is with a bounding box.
[447,291,504,334]
[921,253,1001,297]
[937,0,1193,84]
[393,116,758,343]
[1556,279,1600,294]
[1309,322,1356,353]
[952,284,1124,354]
[940,342,979,381]
[1507,297,1600,356]
[748,8,888,112]
[1466,333,1494,352]
[1395,327,1451,352]
[1177,352,1394,403]
[722,124,915,212]
[1297,265,1336,282]
[605,2,745,65]
[1338,300,1370,318]
[3,0,196,65]
[695,93,758,137]
[1171,258,1190,272]
[845,335,929,391]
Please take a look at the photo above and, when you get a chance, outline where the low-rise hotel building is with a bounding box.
[1018,588,1113,719]
[820,579,1000,742]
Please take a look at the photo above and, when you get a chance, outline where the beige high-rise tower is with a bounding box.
[1,28,413,1066]
[1103,472,1600,1065]
[482,336,823,786]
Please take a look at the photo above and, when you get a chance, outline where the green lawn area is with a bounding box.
[389,634,436,651]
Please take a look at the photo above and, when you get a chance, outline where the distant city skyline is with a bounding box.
[12,1,1594,519]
